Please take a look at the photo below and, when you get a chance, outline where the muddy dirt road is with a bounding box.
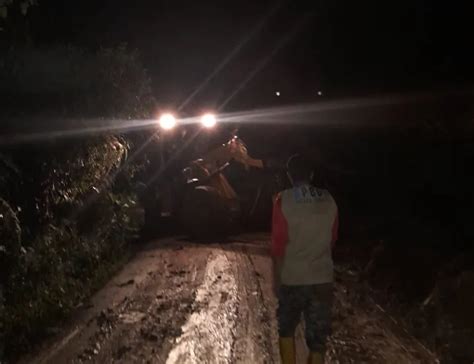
[23,234,438,364]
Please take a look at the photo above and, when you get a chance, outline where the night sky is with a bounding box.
[19,0,474,111]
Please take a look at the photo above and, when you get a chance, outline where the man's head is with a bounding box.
[286,154,313,185]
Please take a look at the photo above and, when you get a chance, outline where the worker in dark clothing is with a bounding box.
[272,155,338,364]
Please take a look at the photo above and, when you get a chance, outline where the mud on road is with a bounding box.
[23,235,438,364]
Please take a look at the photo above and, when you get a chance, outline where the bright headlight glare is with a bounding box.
[201,113,217,128]
[159,113,176,130]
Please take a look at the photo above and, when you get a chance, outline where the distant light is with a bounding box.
[201,113,217,128]
[317,91,323,96]
[159,113,176,130]
[275,91,281,96]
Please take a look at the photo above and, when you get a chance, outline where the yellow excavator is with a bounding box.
[178,135,267,238]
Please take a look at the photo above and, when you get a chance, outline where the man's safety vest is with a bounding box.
[271,184,338,285]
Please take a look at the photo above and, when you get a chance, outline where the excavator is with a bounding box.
[177,135,273,238]
[148,112,285,238]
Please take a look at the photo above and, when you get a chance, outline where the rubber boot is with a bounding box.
[279,337,295,364]
[307,352,324,364]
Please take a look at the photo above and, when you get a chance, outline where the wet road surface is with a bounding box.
[22,234,438,364]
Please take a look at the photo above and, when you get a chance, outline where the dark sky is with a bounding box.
[26,0,474,111]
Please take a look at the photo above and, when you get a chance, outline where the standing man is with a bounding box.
[272,155,338,364]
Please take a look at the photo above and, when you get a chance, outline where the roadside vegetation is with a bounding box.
[0,45,157,361]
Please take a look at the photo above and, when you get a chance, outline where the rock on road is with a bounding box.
[22,234,438,364]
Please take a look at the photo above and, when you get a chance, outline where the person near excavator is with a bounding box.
[272,154,338,364]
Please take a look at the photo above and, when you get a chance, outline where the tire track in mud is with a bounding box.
[74,251,205,363]
[164,244,276,364]
[165,253,239,364]
[80,263,199,363]
[229,243,276,364]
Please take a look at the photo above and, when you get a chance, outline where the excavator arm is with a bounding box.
[185,136,264,201]
[199,136,264,172]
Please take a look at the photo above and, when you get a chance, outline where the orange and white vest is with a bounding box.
[271,184,338,285]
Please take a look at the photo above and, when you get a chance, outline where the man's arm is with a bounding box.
[271,193,288,293]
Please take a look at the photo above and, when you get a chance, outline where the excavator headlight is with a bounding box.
[159,113,177,130]
[201,113,217,128]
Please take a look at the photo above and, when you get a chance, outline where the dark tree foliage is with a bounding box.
[0,45,155,360]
